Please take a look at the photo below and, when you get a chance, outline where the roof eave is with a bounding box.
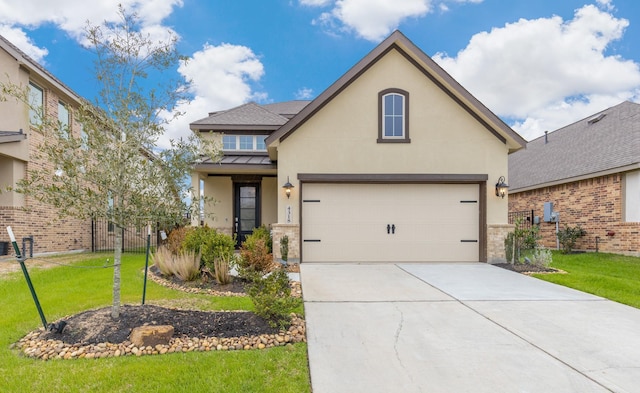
[265,30,527,151]
[0,131,27,144]
[510,163,640,193]
[191,124,281,132]
[0,36,81,104]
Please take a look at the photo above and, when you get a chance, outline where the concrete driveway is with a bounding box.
[301,263,640,393]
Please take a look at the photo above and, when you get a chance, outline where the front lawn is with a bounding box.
[533,252,640,309]
[0,253,310,393]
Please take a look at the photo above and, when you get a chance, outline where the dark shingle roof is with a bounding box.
[509,101,640,191]
[190,102,289,130]
[262,101,311,118]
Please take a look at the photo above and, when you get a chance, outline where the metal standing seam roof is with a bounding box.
[508,101,640,191]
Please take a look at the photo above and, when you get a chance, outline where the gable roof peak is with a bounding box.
[265,29,526,152]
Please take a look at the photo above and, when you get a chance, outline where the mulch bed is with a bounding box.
[493,263,562,274]
[40,304,280,345]
[15,264,305,360]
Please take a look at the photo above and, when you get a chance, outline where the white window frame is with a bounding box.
[58,101,70,137]
[28,82,43,127]
[222,135,268,151]
[378,88,410,143]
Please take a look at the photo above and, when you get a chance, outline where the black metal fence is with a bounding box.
[91,220,160,253]
[508,210,535,229]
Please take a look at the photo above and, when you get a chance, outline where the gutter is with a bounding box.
[510,163,640,193]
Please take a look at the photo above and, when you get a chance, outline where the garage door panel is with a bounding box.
[302,183,480,262]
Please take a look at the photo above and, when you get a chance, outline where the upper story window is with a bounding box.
[58,101,70,136]
[222,135,268,152]
[378,88,410,143]
[28,82,43,127]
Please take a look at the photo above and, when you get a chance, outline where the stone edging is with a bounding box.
[146,266,303,298]
[14,313,306,361]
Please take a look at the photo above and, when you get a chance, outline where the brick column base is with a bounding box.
[487,224,514,264]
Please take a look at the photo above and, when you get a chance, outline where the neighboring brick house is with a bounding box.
[0,35,92,256]
[508,101,640,256]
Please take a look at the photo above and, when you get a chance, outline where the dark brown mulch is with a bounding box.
[40,304,279,345]
[493,263,559,274]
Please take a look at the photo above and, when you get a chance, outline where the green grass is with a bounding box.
[533,252,640,309]
[0,253,310,393]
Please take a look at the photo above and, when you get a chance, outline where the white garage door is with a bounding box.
[301,183,480,262]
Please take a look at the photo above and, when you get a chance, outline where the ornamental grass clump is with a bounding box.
[151,246,201,281]
[213,253,234,285]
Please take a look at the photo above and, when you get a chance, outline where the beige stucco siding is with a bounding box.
[261,176,278,227]
[194,174,278,235]
[201,176,233,233]
[0,157,25,207]
[0,52,30,162]
[276,48,509,226]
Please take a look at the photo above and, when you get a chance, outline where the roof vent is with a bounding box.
[587,113,606,124]
[544,131,548,144]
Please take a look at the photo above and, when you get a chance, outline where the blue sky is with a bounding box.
[1,0,639,146]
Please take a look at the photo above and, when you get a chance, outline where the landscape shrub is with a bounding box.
[238,229,273,276]
[250,225,272,253]
[183,226,236,275]
[505,218,541,264]
[531,247,553,267]
[521,247,553,268]
[151,246,201,281]
[557,225,587,254]
[182,226,213,258]
[166,226,190,254]
[246,268,301,329]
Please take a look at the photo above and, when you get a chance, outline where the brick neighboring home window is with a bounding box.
[378,88,410,143]
[28,82,44,127]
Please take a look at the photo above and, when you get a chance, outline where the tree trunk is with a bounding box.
[111,226,122,319]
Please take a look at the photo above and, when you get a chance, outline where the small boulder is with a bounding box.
[129,325,174,348]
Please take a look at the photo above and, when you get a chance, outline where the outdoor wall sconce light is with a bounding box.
[495,176,509,198]
[282,176,294,199]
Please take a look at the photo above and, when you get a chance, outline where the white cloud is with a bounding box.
[0,25,48,63]
[295,87,314,99]
[159,43,267,148]
[0,0,183,50]
[315,0,430,41]
[433,4,640,140]
[307,0,481,41]
[596,0,614,12]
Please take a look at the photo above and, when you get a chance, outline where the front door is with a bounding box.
[234,183,261,246]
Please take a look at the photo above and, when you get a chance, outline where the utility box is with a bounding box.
[543,202,554,222]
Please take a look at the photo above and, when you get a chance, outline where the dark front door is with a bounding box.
[234,183,260,246]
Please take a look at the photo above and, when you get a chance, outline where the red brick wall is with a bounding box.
[509,174,640,256]
[0,84,92,256]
